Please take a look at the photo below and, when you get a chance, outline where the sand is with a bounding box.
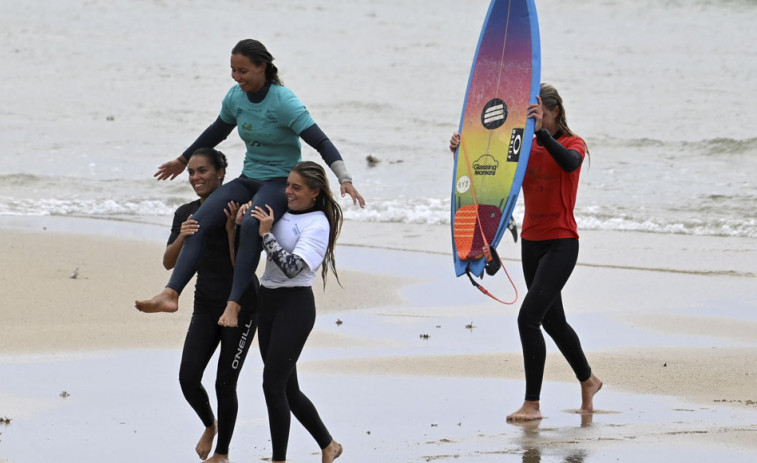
[1,217,756,462]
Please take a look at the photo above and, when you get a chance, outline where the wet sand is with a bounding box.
[1,216,756,462]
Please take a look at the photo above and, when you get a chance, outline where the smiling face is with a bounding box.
[230,53,267,93]
[286,171,319,212]
[187,155,224,201]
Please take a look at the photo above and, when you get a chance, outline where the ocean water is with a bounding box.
[1,0,756,238]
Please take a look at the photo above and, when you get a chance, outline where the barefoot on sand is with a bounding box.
[579,373,603,413]
[135,287,179,313]
[196,422,217,460]
[506,400,543,422]
[202,453,228,463]
[322,440,343,463]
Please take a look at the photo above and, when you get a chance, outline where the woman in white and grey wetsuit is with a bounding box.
[246,161,343,463]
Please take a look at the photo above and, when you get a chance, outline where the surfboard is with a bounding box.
[451,0,541,278]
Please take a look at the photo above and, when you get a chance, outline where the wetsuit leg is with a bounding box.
[542,293,592,384]
[167,178,259,294]
[227,178,288,302]
[212,306,256,455]
[179,313,222,428]
[285,366,332,449]
[257,287,332,462]
[517,238,589,401]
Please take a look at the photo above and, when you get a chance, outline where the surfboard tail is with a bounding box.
[453,204,502,261]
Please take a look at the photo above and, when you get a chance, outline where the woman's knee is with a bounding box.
[262,372,288,402]
[241,210,261,228]
[517,304,542,331]
[542,314,570,339]
[179,363,203,390]
[215,375,237,396]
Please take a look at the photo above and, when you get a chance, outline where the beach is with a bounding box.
[1,217,756,462]
[2,0,757,460]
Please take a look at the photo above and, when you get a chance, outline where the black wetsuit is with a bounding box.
[519,238,590,401]
[171,200,257,456]
[258,286,332,461]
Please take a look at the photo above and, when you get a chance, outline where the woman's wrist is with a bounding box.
[224,303,242,314]
[330,160,353,184]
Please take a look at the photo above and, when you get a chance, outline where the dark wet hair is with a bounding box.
[189,148,228,181]
[231,39,283,86]
[291,161,343,288]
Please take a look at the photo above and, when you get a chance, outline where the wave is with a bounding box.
[1,172,755,238]
[597,135,757,156]
[2,195,755,238]
[0,197,178,217]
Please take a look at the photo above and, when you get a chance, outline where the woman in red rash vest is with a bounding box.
[450,83,602,422]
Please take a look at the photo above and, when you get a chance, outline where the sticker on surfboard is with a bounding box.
[456,176,471,194]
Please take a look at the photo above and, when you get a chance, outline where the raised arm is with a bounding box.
[154,117,236,181]
[300,124,365,207]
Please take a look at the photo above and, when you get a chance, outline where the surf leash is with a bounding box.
[457,138,519,305]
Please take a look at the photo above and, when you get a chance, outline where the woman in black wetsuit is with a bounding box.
[144,147,257,463]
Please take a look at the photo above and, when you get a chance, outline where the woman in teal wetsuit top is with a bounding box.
[136,39,365,326]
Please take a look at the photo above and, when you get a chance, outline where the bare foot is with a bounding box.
[217,301,241,327]
[322,440,343,463]
[579,373,603,413]
[196,422,217,460]
[135,287,179,313]
[202,453,228,463]
[506,400,543,422]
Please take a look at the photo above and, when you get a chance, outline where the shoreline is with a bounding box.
[3,214,756,274]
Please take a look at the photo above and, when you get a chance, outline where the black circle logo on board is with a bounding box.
[481,98,508,130]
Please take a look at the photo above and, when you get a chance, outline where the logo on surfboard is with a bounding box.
[472,154,499,176]
[481,98,508,130]
[507,128,524,162]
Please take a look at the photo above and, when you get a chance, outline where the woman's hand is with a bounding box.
[217,305,240,328]
[449,133,461,154]
[224,201,240,234]
[179,216,199,239]
[340,182,366,208]
[251,205,275,236]
[154,158,187,181]
[235,201,253,226]
[527,96,543,132]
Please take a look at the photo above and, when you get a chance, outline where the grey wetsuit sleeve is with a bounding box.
[261,232,308,278]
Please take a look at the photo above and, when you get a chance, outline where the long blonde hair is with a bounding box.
[291,161,343,287]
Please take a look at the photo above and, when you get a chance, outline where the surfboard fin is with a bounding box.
[507,218,518,243]
[483,245,501,276]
